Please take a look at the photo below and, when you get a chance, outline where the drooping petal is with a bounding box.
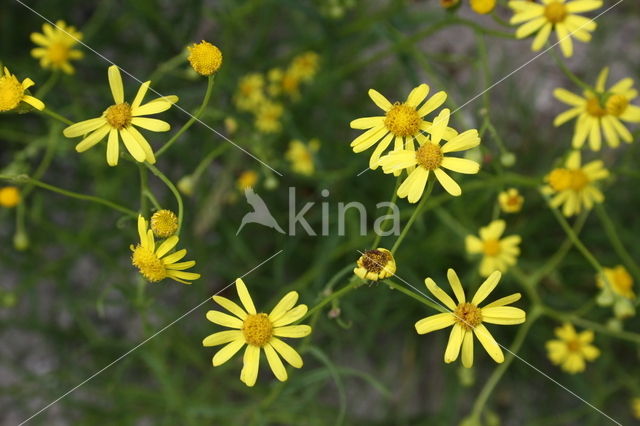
[131,117,171,132]
[63,117,107,137]
[424,278,457,311]
[444,324,464,363]
[106,129,119,166]
[206,310,244,329]
[270,337,303,368]
[119,128,147,162]
[461,330,474,368]
[415,313,456,334]
[264,343,288,381]
[236,278,257,315]
[474,324,504,363]
[240,345,260,387]
[203,330,243,347]
[440,157,480,174]
[212,338,245,366]
[75,125,111,152]
[433,168,461,196]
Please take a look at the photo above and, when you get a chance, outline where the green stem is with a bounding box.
[302,277,360,321]
[383,279,448,313]
[0,175,137,217]
[144,164,184,234]
[191,144,229,183]
[551,48,592,92]
[35,71,60,99]
[595,204,640,283]
[370,176,401,249]
[543,308,640,344]
[468,308,541,421]
[40,107,73,126]
[156,74,215,157]
[391,177,435,254]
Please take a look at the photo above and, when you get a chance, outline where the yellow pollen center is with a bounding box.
[483,239,501,256]
[586,97,606,117]
[187,42,223,76]
[549,168,589,192]
[0,75,25,112]
[605,94,629,116]
[612,269,633,294]
[151,210,178,238]
[416,143,443,170]
[48,42,70,65]
[242,313,273,346]
[105,102,132,129]
[454,302,483,330]
[384,103,421,137]
[132,245,167,282]
[544,2,567,23]
[507,196,520,206]
[566,339,581,352]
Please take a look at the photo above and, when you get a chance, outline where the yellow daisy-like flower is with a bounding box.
[150,209,178,238]
[130,215,200,285]
[554,67,640,151]
[415,270,526,368]
[509,0,602,57]
[378,109,481,202]
[466,220,521,277]
[543,150,608,217]
[498,188,524,213]
[632,398,640,420]
[237,170,259,190]
[285,139,318,176]
[187,41,223,76]
[596,265,635,319]
[471,0,496,14]
[234,73,266,112]
[63,65,177,166]
[0,186,21,208]
[255,100,283,133]
[545,323,599,373]
[204,278,312,387]
[0,67,44,112]
[350,84,457,170]
[30,20,84,74]
[288,51,320,82]
[354,248,396,281]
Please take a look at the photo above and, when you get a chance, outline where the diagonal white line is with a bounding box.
[355,250,622,425]
[355,0,624,177]
[18,249,284,425]
[14,0,283,177]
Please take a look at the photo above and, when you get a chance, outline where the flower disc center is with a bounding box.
[416,143,443,170]
[483,239,501,257]
[243,313,273,346]
[132,245,167,282]
[544,2,567,23]
[105,102,132,129]
[0,75,24,112]
[454,302,483,330]
[384,103,421,137]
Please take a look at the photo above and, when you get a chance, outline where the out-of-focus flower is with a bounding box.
[543,150,608,217]
[466,220,521,277]
[632,398,640,420]
[285,139,318,176]
[237,170,259,190]
[354,248,396,281]
[63,65,177,166]
[546,323,599,373]
[130,215,200,284]
[0,186,21,208]
[596,265,635,319]
[415,270,525,368]
[255,100,283,133]
[471,0,496,14]
[440,0,461,10]
[288,51,320,82]
[498,188,524,213]
[554,67,640,151]
[30,20,83,74]
[509,0,602,57]
[224,117,238,135]
[234,73,266,112]
[204,278,312,386]
[187,41,222,76]
[378,109,480,201]
[177,175,195,196]
[0,67,44,112]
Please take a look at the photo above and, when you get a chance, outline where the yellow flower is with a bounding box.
[415,270,525,368]
[354,248,396,281]
[546,323,599,373]
[150,209,178,238]
[288,51,320,82]
[632,398,640,420]
[285,139,317,176]
[596,265,635,319]
[543,150,608,217]
[63,65,177,166]
[224,116,238,135]
[0,67,44,112]
[378,109,480,201]
[466,220,521,277]
[554,67,640,150]
[177,175,195,196]
[281,69,301,100]
[30,20,83,74]
[498,188,524,213]
[350,84,456,170]
[187,41,222,76]
[440,0,461,9]
[471,0,496,14]
[234,73,266,112]
[0,186,21,208]
[509,0,602,57]
[237,170,259,190]
[130,215,200,284]
[204,278,312,387]
[255,100,283,133]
